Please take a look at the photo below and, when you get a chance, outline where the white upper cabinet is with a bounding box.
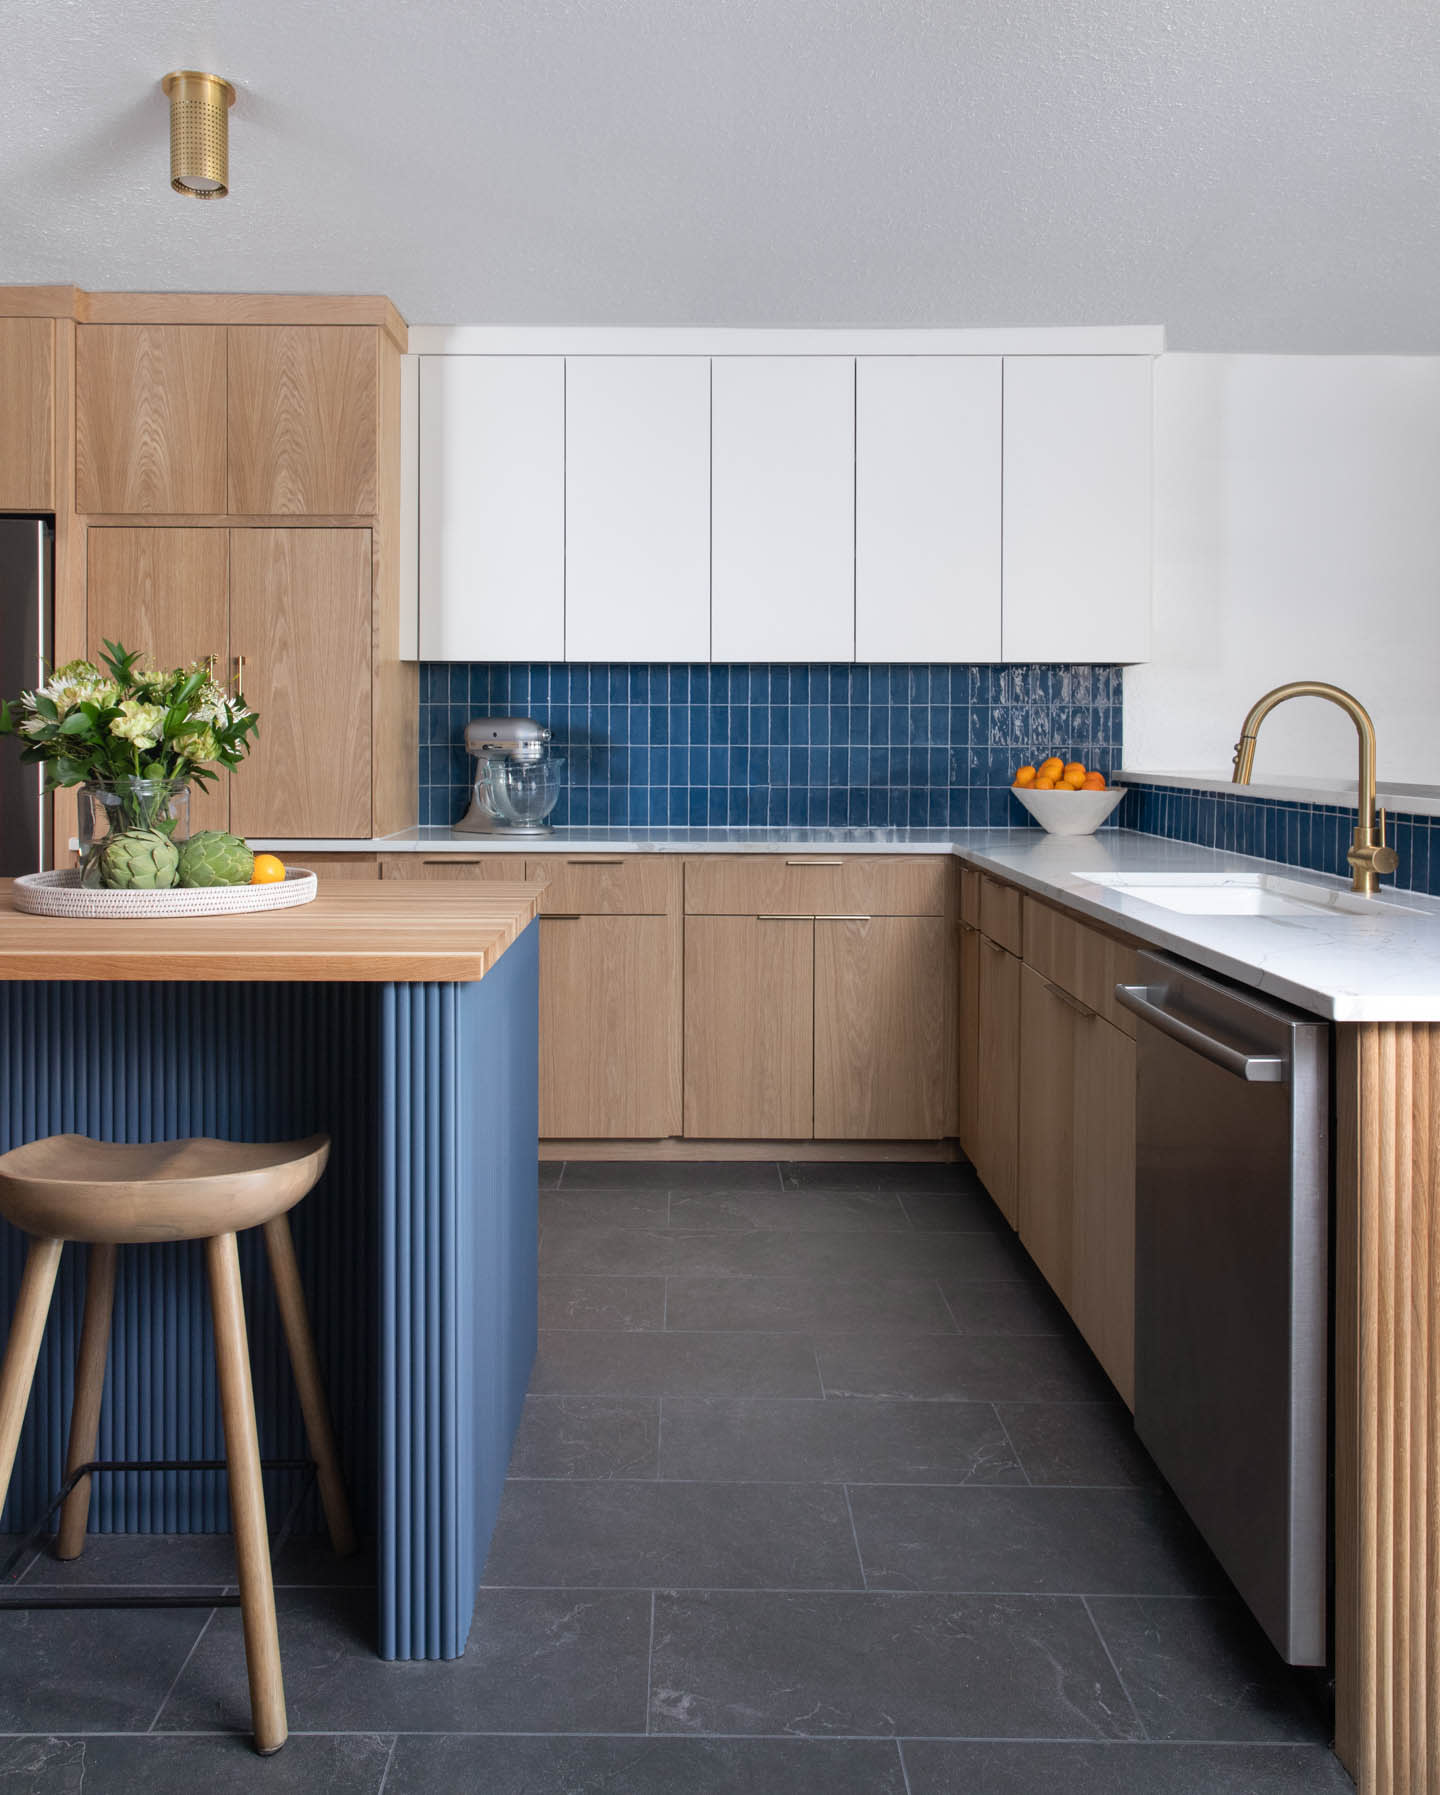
[855,357,1001,662]
[564,357,711,663]
[710,357,855,663]
[418,356,564,661]
[1001,355,1153,663]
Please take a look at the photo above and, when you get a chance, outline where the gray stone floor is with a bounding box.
[0,1160,1354,1792]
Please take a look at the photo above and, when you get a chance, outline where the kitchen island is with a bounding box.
[0,880,542,1663]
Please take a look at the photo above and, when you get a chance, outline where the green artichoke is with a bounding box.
[177,830,254,888]
[100,828,180,890]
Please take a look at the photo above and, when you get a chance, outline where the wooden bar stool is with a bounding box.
[0,1133,355,1755]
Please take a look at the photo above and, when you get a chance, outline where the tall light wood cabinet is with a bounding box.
[75,325,228,515]
[227,327,378,516]
[0,317,55,509]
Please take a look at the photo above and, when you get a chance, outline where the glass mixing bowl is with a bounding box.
[482,754,564,830]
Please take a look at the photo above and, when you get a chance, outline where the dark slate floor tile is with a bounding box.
[669,1189,912,1231]
[0,1602,213,1731]
[996,1400,1161,1485]
[664,1274,956,1334]
[849,1485,1223,1596]
[158,1586,650,1734]
[540,1189,671,1229]
[938,1277,1070,1334]
[540,1274,667,1330]
[16,1531,373,1591]
[532,1330,822,1398]
[659,1397,1023,1485]
[560,1160,781,1191]
[1088,1596,1334,1743]
[901,1741,1356,1795]
[387,1734,908,1795]
[650,1590,1141,1739]
[538,1160,564,1189]
[3,1732,396,1793]
[509,1396,660,1480]
[483,1479,863,1589]
[541,1224,1025,1282]
[901,1188,1008,1232]
[780,1161,978,1193]
[817,1331,1114,1402]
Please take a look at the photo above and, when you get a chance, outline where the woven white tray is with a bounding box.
[11,868,319,918]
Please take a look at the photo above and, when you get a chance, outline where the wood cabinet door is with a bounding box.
[815,916,953,1140]
[1017,966,1078,1300]
[381,854,526,880]
[0,318,54,509]
[855,356,1001,662]
[958,922,981,1160]
[538,913,681,1138]
[85,527,231,834]
[75,325,227,515]
[418,355,565,661]
[564,357,711,662]
[227,327,378,515]
[1072,1015,1136,1406]
[684,915,813,1139]
[227,529,372,838]
[710,357,855,662]
[974,937,1021,1225]
[1000,355,1152,663]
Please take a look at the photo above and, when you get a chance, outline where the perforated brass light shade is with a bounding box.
[161,70,236,199]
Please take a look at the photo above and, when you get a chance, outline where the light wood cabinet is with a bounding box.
[85,527,231,834]
[1018,966,1079,1291]
[685,855,949,918]
[75,325,227,515]
[685,914,814,1139]
[228,529,373,838]
[0,317,54,509]
[527,855,677,916]
[381,854,521,881]
[815,916,954,1139]
[227,327,378,516]
[855,356,1001,662]
[710,357,856,662]
[974,934,1021,1225]
[539,913,682,1138]
[293,852,380,879]
[957,921,980,1159]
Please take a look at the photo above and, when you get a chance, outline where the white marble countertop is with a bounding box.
[259,825,1440,1022]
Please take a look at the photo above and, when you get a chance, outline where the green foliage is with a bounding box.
[0,641,260,790]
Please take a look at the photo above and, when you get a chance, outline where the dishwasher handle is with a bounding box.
[1114,984,1288,1083]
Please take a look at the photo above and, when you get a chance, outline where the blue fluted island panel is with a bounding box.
[0,881,541,1662]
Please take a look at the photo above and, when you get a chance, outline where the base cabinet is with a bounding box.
[684,915,815,1139]
[974,935,1021,1224]
[957,921,981,1158]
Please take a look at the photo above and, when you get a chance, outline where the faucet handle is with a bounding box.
[1373,808,1398,875]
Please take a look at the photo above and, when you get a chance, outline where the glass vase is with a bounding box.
[76,777,191,888]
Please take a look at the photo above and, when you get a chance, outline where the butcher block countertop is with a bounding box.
[0,880,543,982]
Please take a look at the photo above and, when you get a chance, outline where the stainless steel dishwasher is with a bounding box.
[1115,952,1329,1666]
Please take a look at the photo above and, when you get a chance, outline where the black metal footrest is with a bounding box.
[0,1454,317,1610]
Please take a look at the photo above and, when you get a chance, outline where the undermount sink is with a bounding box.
[1077,871,1416,919]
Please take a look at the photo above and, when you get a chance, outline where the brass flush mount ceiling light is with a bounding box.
[160,70,236,198]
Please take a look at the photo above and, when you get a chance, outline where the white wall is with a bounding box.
[1126,354,1440,788]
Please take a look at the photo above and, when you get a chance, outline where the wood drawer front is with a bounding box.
[381,854,524,881]
[295,852,380,879]
[960,866,982,928]
[684,855,950,917]
[978,874,1023,955]
[527,855,678,915]
[1022,896,1140,1035]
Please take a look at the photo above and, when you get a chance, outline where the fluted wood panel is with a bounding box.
[228,327,378,516]
[75,326,227,514]
[1336,1022,1440,1795]
[0,317,54,508]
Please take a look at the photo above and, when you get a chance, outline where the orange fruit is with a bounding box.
[1033,775,1058,790]
[1038,756,1064,781]
[1051,780,1074,792]
[251,853,286,885]
[1082,771,1107,790]
[1013,765,1037,788]
[1062,761,1087,787]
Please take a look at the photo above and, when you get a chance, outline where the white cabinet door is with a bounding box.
[565,357,711,662]
[855,357,1001,662]
[711,357,855,662]
[1001,355,1153,664]
[418,356,564,661]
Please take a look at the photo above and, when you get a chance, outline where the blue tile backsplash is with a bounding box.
[419,663,1124,830]
[1125,780,1440,899]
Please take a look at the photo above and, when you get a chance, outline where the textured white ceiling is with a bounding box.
[1,0,1435,347]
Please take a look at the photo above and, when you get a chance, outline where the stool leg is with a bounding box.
[262,1216,357,1558]
[205,1231,286,1756]
[0,1237,64,1524]
[55,1242,117,1560]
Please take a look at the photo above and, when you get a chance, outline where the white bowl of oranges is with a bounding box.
[1010,758,1125,835]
